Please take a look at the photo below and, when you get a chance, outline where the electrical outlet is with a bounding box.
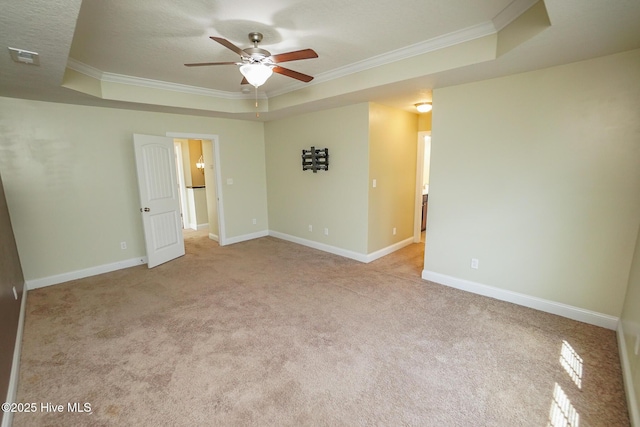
[393,227,397,235]
[13,286,18,300]
[635,334,640,356]
[372,179,377,188]
[324,228,329,236]
[308,225,313,232]
[252,218,257,225]
[120,241,127,250]
[471,258,479,269]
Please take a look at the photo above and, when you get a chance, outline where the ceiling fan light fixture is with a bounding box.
[415,102,432,113]
[239,63,273,88]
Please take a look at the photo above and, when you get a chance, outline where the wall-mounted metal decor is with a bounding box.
[301,146,329,173]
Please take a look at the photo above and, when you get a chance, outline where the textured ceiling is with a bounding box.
[1,0,640,120]
[68,0,513,92]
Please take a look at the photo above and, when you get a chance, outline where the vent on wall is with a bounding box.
[8,47,40,65]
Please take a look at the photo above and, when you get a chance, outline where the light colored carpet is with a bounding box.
[14,233,629,426]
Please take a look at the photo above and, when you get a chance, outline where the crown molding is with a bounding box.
[65,1,538,103]
[268,20,497,97]
[66,59,104,80]
[65,59,261,100]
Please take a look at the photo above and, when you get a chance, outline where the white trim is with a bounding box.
[225,230,269,245]
[268,231,416,263]
[26,257,147,290]
[268,22,497,97]
[69,20,499,102]
[618,323,640,427]
[173,142,190,230]
[414,131,430,243]
[65,3,536,105]
[2,287,27,427]
[166,133,220,140]
[421,270,619,330]
[65,5,537,104]
[66,59,260,100]
[209,233,219,242]
[212,138,227,246]
[189,222,209,231]
[269,231,368,262]
[363,238,415,263]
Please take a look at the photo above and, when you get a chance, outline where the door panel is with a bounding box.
[134,134,185,268]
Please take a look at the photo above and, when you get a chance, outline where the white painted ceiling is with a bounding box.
[1,0,639,121]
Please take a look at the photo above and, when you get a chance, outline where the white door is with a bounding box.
[134,134,185,268]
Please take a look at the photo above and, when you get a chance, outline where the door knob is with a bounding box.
[140,207,150,212]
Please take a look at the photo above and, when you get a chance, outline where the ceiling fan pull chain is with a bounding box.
[255,86,260,118]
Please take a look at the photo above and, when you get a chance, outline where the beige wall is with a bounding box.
[367,103,418,252]
[176,138,192,187]
[265,102,418,256]
[418,111,432,132]
[424,49,640,316]
[186,188,208,229]
[620,225,640,422]
[265,103,370,254]
[0,97,268,281]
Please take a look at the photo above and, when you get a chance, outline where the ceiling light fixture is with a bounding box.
[239,63,273,88]
[196,155,205,171]
[415,102,432,113]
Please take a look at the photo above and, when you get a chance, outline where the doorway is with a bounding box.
[167,132,226,246]
[414,131,431,243]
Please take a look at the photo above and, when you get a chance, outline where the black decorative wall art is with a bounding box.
[301,146,329,173]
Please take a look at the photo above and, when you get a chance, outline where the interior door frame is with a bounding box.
[166,132,227,246]
[173,142,189,229]
[414,131,431,243]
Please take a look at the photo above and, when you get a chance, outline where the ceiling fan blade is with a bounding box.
[184,62,238,67]
[271,49,318,63]
[273,66,314,83]
[210,36,249,58]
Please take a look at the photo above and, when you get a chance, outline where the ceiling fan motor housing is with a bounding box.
[243,47,272,63]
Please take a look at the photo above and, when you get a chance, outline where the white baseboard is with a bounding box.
[422,270,619,330]
[223,230,269,246]
[268,231,414,263]
[189,223,209,231]
[2,286,28,427]
[26,257,148,290]
[364,237,414,263]
[618,322,640,427]
[269,230,369,262]
[209,233,219,242]
[268,231,368,262]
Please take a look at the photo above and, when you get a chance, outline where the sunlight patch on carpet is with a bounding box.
[560,340,583,389]
[548,382,579,427]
